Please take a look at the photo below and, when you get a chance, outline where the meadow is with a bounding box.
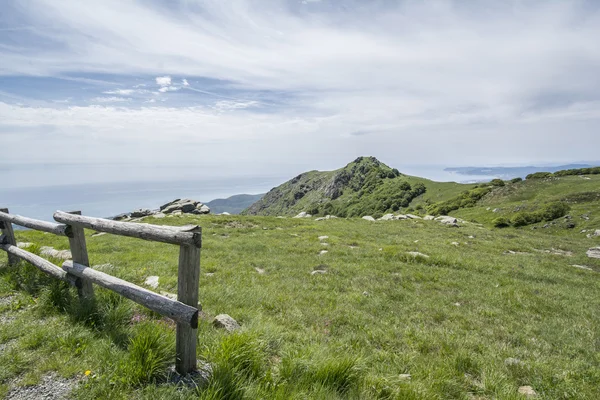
[1,212,599,399]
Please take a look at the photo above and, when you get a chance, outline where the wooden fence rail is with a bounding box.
[0,208,201,375]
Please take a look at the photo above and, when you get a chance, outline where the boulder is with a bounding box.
[407,251,429,258]
[378,214,395,221]
[130,208,154,218]
[518,386,537,397]
[152,213,166,219]
[160,199,210,215]
[318,236,329,241]
[362,216,375,221]
[213,314,241,332]
[587,247,600,259]
[406,214,422,219]
[394,214,408,220]
[293,212,311,218]
[40,246,72,260]
[435,216,460,227]
[424,215,435,220]
[586,229,600,238]
[144,276,159,289]
[219,212,231,216]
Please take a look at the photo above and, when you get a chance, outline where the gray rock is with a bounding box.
[318,236,329,241]
[293,212,311,218]
[518,386,537,397]
[219,212,231,215]
[130,208,154,218]
[196,204,210,214]
[572,265,594,271]
[423,215,435,220]
[40,246,72,260]
[587,247,600,259]
[213,314,241,332]
[406,214,422,219]
[311,270,327,275]
[407,251,429,258]
[319,250,328,255]
[394,214,409,220]
[152,213,166,219]
[378,214,395,221]
[144,276,159,289]
[586,229,600,238]
[362,216,375,221]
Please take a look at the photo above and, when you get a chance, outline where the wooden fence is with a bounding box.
[0,208,201,375]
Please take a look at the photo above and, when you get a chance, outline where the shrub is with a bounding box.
[492,217,511,228]
[526,172,553,180]
[510,202,570,227]
[490,179,505,187]
[510,177,523,183]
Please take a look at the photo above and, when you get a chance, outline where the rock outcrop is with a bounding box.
[114,199,210,221]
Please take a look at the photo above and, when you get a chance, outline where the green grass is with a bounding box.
[1,212,599,399]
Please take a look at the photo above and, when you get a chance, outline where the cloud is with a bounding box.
[90,96,130,103]
[1,0,600,175]
[155,76,172,87]
[158,86,179,93]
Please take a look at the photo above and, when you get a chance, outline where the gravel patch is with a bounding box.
[5,373,79,400]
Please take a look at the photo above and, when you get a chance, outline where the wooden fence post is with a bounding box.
[65,211,95,301]
[176,240,201,374]
[0,208,18,266]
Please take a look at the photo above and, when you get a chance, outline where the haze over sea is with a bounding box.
[0,163,489,222]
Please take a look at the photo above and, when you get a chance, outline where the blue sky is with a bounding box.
[1,0,600,186]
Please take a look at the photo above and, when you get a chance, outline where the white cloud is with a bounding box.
[1,1,600,174]
[90,96,130,103]
[158,86,179,93]
[155,76,172,87]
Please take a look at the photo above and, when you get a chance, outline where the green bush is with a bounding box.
[490,179,505,187]
[526,172,553,180]
[510,177,523,183]
[510,202,570,227]
[492,217,510,228]
[554,166,600,176]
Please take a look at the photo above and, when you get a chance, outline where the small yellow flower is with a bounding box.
[84,370,91,376]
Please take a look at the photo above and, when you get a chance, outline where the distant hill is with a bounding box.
[206,193,265,214]
[445,164,594,179]
[243,156,431,217]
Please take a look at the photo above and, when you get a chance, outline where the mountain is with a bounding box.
[445,164,594,179]
[242,156,429,217]
[206,193,265,214]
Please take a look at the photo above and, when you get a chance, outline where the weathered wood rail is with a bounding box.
[0,208,201,375]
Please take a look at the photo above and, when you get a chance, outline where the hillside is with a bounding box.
[243,156,432,218]
[206,193,265,214]
[1,212,599,398]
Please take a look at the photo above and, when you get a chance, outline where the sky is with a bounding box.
[1,0,600,188]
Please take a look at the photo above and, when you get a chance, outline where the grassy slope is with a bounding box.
[451,175,600,232]
[1,213,599,399]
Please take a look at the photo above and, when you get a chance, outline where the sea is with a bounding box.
[0,164,490,224]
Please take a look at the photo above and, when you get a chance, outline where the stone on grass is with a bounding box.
[398,374,411,380]
[407,251,429,258]
[255,267,265,274]
[586,229,600,238]
[518,386,537,397]
[406,214,422,219]
[587,247,600,259]
[451,242,459,246]
[424,215,435,220]
[213,314,241,332]
[378,214,395,221]
[318,236,329,241]
[572,264,594,271]
[362,216,375,221]
[394,214,409,220]
[311,270,327,275]
[319,250,328,255]
[144,276,159,289]
[130,208,153,218]
[40,246,72,260]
